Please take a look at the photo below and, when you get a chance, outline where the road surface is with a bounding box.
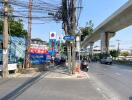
[88,62,132,100]
[0,71,105,100]
[0,63,132,100]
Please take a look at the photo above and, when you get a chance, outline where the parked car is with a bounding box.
[100,57,112,65]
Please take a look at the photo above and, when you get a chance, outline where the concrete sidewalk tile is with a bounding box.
[44,70,89,79]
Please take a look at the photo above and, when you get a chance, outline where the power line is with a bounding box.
[76,0,83,26]
[0,0,62,22]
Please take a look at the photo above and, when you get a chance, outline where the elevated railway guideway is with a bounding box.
[81,0,132,54]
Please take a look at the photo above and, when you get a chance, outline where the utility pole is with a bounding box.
[70,0,76,74]
[62,0,71,74]
[63,0,77,74]
[2,0,9,78]
[25,0,32,68]
[62,0,77,74]
[117,40,120,53]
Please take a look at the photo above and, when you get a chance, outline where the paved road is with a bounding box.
[0,71,105,100]
[0,63,132,100]
[88,63,132,100]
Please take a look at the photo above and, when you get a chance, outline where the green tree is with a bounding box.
[80,20,94,41]
[60,43,67,55]
[0,5,28,38]
[110,50,119,59]
[98,53,110,59]
[8,19,28,37]
[32,38,43,42]
[130,50,132,56]
[120,51,129,57]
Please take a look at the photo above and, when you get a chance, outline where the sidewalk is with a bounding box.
[44,65,89,79]
[0,65,89,79]
[0,71,42,79]
[0,70,106,100]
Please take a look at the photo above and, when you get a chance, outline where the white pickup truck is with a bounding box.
[100,57,113,65]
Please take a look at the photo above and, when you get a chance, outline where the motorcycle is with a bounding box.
[81,60,89,72]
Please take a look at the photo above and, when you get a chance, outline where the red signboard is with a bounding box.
[30,48,48,54]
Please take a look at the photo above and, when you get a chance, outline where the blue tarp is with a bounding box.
[0,34,26,64]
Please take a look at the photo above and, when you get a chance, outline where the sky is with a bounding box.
[24,0,132,50]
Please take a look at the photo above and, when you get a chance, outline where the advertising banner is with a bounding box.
[30,48,48,64]
[30,48,48,54]
[30,53,47,64]
[49,39,56,50]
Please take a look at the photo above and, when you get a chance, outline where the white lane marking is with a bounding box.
[115,73,120,76]
[90,72,121,100]
[97,88,101,91]
[96,87,109,99]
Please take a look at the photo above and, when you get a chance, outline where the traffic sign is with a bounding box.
[49,32,56,39]
[63,36,75,41]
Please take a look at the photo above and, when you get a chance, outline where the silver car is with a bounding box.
[100,57,112,65]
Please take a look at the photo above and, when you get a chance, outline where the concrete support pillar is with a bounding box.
[100,32,110,54]
[89,42,94,56]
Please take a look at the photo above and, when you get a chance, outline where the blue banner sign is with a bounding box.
[30,53,47,64]
[48,50,56,56]
[49,39,56,50]
[63,36,75,41]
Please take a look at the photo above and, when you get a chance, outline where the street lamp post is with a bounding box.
[116,40,120,60]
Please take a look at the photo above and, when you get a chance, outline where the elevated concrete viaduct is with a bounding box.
[81,0,132,54]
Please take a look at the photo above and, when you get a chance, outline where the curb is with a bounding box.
[44,71,89,79]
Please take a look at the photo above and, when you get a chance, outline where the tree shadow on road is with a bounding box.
[49,65,70,75]
[0,72,48,100]
[50,70,70,75]
[129,96,132,100]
